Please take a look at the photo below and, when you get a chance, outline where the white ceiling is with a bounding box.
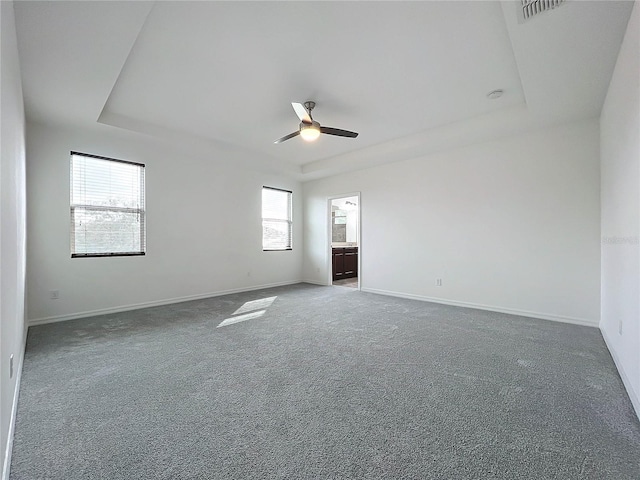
[13,1,634,180]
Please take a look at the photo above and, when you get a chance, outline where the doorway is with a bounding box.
[329,194,360,289]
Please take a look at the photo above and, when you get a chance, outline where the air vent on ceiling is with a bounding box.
[520,0,565,22]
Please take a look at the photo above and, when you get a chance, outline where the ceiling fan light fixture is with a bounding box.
[300,122,320,142]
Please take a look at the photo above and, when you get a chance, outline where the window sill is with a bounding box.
[72,252,146,258]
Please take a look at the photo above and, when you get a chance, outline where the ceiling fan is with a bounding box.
[274,101,359,144]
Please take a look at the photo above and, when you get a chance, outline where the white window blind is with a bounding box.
[262,187,292,251]
[70,152,146,257]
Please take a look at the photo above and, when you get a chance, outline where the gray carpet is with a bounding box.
[10,283,640,479]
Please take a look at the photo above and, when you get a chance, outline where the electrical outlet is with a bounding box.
[50,290,60,300]
[436,278,443,287]
[10,354,14,378]
[619,320,623,335]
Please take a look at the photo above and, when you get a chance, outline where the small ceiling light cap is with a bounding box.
[487,89,504,100]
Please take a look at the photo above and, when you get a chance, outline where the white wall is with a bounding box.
[27,122,302,323]
[1,1,28,477]
[304,119,601,326]
[600,2,639,417]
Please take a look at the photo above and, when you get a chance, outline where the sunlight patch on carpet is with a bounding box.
[217,310,266,328]
[232,296,277,315]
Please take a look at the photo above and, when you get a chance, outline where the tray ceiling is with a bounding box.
[14,1,634,179]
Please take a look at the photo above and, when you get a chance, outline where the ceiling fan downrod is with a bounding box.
[304,101,315,116]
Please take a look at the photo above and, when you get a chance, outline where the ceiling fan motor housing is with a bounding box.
[300,120,320,130]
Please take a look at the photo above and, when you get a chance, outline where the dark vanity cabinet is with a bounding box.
[332,247,358,280]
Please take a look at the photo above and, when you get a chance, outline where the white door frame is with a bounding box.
[327,192,361,289]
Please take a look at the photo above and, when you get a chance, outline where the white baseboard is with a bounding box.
[2,328,27,480]
[301,279,328,286]
[28,280,302,326]
[601,328,640,421]
[360,287,598,327]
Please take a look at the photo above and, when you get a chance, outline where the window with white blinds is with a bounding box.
[262,186,292,251]
[70,152,145,257]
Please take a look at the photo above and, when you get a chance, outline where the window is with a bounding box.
[262,186,292,251]
[70,152,145,257]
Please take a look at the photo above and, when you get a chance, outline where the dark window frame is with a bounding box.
[70,151,146,258]
[262,186,293,251]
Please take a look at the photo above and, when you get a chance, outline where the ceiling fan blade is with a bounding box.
[320,126,359,138]
[274,131,300,144]
[292,102,312,125]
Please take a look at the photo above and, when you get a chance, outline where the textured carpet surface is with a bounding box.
[10,283,640,479]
